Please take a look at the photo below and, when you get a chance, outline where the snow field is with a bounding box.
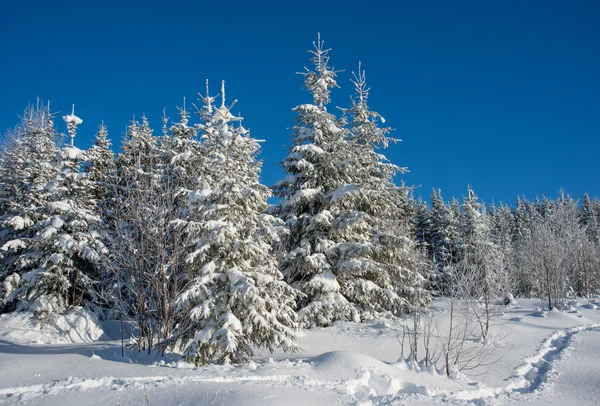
[0,297,599,405]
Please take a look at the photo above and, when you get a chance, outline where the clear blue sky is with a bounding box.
[1,0,598,205]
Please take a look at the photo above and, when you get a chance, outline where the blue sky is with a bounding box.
[1,0,598,205]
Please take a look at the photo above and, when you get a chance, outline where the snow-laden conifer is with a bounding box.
[457,187,507,301]
[328,66,429,320]
[426,189,460,293]
[85,123,115,201]
[0,103,60,311]
[174,81,300,365]
[579,193,599,243]
[2,106,105,318]
[275,38,428,327]
[159,98,204,199]
[273,36,356,326]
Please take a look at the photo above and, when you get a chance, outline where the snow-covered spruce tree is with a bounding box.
[159,99,203,192]
[274,38,428,327]
[513,196,531,242]
[428,189,460,294]
[488,202,515,251]
[0,103,60,312]
[413,196,432,250]
[2,107,106,319]
[489,202,516,290]
[85,123,116,202]
[579,193,599,244]
[174,81,300,365]
[331,66,429,317]
[273,37,357,326]
[456,187,506,340]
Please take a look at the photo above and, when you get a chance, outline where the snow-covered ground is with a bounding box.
[0,298,599,405]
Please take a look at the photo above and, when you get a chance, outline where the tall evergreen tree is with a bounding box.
[159,99,203,193]
[273,36,358,326]
[0,103,60,312]
[429,189,458,266]
[85,123,115,201]
[458,187,506,299]
[413,197,431,250]
[579,193,599,243]
[330,66,429,319]
[174,82,300,365]
[2,106,105,318]
[274,38,428,327]
[428,189,459,294]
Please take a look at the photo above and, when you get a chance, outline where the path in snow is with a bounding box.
[1,299,599,405]
[3,325,598,406]
[396,323,600,405]
[0,373,350,406]
[503,326,600,406]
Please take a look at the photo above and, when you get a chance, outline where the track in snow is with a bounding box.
[1,323,599,406]
[442,323,600,404]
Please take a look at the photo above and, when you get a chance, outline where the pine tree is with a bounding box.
[85,123,115,201]
[429,189,458,266]
[579,193,599,243]
[329,66,429,319]
[413,196,431,250]
[274,38,428,327]
[458,187,507,301]
[159,99,204,193]
[273,36,358,326]
[175,82,300,365]
[514,196,530,241]
[0,103,60,312]
[489,203,515,249]
[428,189,459,294]
[459,187,486,247]
[2,106,105,318]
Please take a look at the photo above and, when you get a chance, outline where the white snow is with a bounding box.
[0,298,599,405]
[332,184,357,202]
[7,216,26,230]
[291,188,319,203]
[0,238,26,251]
[61,147,83,160]
[62,114,83,125]
[293,143,325,155]
[47,200,71,214]
[0,307,105,346]
[189,188,213,204]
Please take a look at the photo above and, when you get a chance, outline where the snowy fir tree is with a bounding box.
[412,196,431,250]
[457,187,506,299]
[84,123,116,202]
[0,103,60,312]
[427,189,460,293]
[1,106,106,318]
[333,66,429,317]
[274,38,428,327]
[579,193,599,243]
[174,81,300,365]
[429,189,459,267]
[159,98,203,193]
[459,187,486,247]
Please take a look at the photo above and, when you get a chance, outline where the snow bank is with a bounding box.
[0,307,106,345]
